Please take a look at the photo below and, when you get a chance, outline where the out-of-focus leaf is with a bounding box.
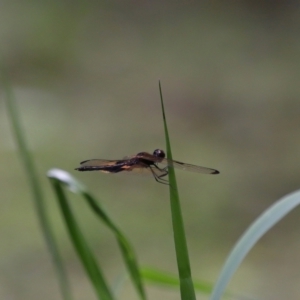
[48,169,146,300]
[211,190,300,300]
[49,177,114,300]
[2,68,72,300]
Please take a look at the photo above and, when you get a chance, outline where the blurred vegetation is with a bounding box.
[1,1,300,299]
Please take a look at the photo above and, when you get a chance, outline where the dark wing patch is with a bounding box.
[79,159,122,166]
[75,159,127,172]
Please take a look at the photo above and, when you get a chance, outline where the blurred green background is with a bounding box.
[1,1,300,299]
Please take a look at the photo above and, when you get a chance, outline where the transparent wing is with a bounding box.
[159,158,219,175]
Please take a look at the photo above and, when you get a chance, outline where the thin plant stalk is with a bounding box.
[159,81,196,300]
[2,68,72,300]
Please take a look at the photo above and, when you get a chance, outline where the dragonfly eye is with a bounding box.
[153,149,165,158]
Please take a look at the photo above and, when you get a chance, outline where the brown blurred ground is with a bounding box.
[1,1,300,299]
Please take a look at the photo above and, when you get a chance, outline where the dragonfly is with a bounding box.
[75,149,219,185]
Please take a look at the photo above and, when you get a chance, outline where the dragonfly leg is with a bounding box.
[149,166,169,185]
[153,164,169,175]
[153,165,179,190]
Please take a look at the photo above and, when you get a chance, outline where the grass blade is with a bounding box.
[159,81,196,300]
[49,177,114,300]
[210,189,300,300]
[47,169,146,300]
[2,68,72,300]
[141,267,256,300]
[141,267,213,294]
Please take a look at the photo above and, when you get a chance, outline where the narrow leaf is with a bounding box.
[49,177,114,300]
[159,81,196,300]
[210,190,300,300]
[2,68,72,300]
[142,267,213,294]
[48,169,146,300]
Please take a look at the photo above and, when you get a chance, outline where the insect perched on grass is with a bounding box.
[75,149,219,184]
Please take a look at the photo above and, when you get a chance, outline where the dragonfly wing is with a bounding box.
[79,159,122,167]
[160,158,219,174]
[75,159,128,172]
[119,163,167,177]
[136,152,162,163]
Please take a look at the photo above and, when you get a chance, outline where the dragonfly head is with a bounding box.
[153,149,165,159]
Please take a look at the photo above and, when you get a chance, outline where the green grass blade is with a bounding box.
[47,169,146,300]
[49,176,114,300]
[141,267,213,294]
[159,82,196,300]
[1,69,72,300]
[141,267,256,300]
[210,190,300,300]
